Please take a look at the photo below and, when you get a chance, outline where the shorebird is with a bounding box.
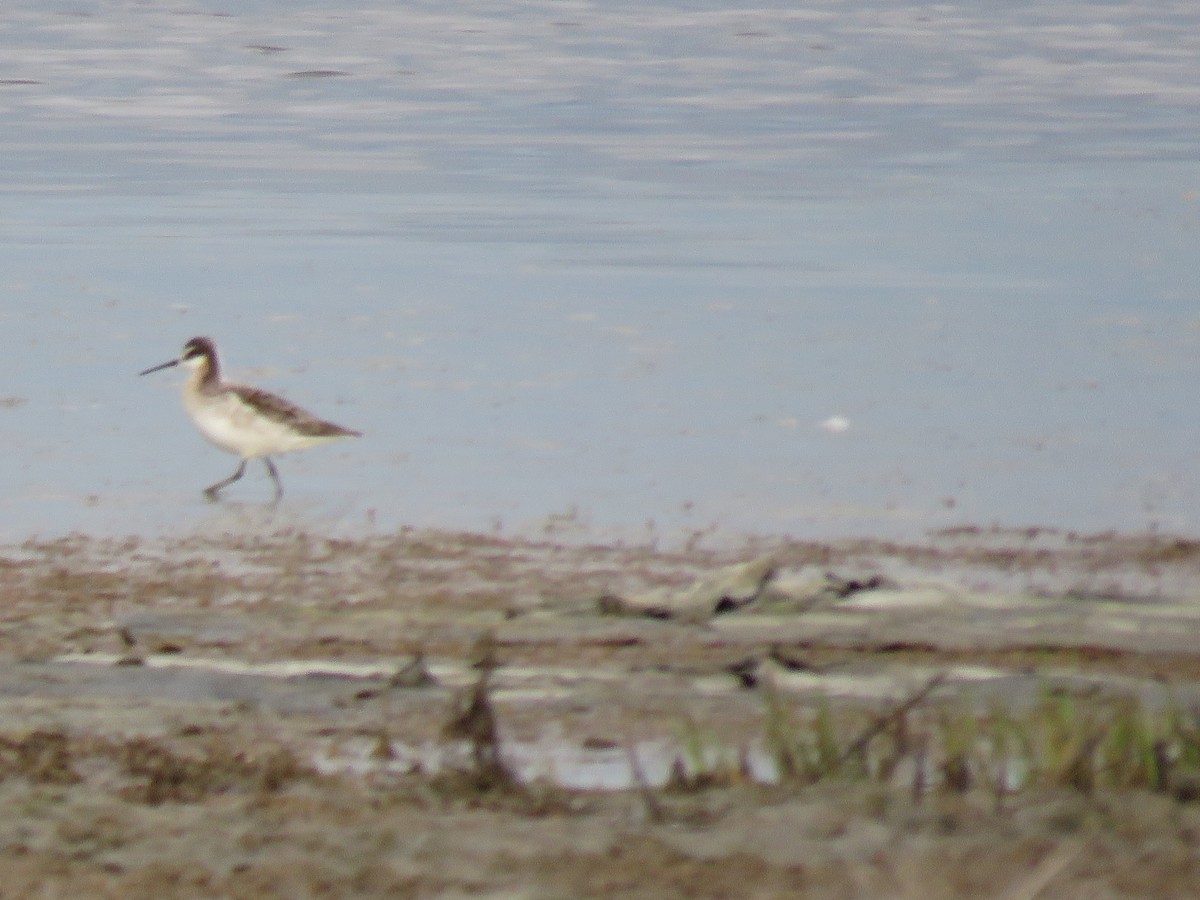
[140,336,362,502]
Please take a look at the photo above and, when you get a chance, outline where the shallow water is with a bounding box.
[1,1,1198,542]
[314,735,780,791]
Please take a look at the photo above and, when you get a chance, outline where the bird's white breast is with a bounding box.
[183,385,332,459]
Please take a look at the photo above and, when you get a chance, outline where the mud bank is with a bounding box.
[0,526,1199,896]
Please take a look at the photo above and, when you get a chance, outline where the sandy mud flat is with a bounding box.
[0,525,1199,896]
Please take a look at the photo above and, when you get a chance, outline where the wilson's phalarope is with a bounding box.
[140,336,362,502]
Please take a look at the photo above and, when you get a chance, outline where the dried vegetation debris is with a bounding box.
[596,555,904,621]
[0,728,311,805]
[115,735,311,805]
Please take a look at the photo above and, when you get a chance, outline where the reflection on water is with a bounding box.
[314,733,1039,794]
[0,2,1198,542]
[315,735,781,792]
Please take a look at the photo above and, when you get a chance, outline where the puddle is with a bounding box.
[313,735,781,791]
[311,730,1049,794]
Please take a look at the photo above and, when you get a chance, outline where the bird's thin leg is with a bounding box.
[203,459,247,501]
[264,457,284,504]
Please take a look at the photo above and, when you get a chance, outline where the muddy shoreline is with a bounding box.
[0,526,1199,896]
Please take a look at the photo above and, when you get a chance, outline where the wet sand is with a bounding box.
[0,526,1199,896]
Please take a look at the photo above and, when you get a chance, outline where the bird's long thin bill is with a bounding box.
[139,358,180,376]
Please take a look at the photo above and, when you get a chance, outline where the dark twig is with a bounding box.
[626,743,665,824]
[838,673,948,767]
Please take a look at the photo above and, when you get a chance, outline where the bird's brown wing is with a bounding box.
[229,385,362,438]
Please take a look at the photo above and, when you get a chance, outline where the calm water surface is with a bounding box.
[0,1,1198,543]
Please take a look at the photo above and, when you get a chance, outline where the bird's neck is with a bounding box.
[185,356,220,396]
